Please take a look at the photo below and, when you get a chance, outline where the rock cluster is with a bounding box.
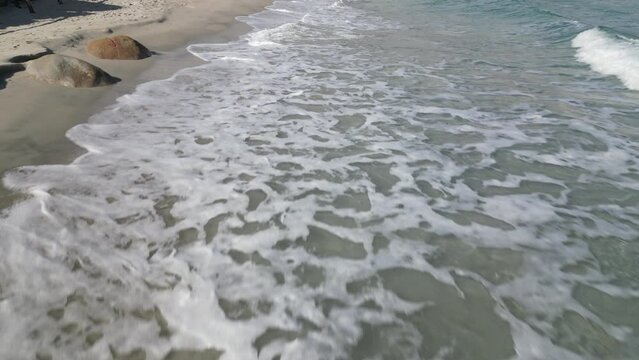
[4,35,152,88]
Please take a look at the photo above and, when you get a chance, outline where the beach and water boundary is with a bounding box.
[0,0,272,208]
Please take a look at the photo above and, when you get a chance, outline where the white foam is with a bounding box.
[572,27,639,90]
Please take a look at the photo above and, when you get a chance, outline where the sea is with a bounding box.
[1,0,638,359]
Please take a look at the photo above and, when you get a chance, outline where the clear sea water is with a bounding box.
[1,0,638,359]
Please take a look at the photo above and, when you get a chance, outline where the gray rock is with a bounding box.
[26,54,119,88]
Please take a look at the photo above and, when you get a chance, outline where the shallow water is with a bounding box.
[1,0,638,359]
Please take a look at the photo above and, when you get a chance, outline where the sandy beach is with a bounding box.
[0,0,271,206]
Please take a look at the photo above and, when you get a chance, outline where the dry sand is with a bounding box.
[0,0,223,56]
[0,0,271,206]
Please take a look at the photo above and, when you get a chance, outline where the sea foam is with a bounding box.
[572,27,639,90]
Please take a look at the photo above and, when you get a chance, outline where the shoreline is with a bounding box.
[0,0,272,207]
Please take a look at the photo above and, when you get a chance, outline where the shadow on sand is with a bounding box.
[0,0,120,31]
[0,73,7,90]
[0,65,24,90]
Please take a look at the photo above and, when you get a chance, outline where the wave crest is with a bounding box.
[572,27,639,90]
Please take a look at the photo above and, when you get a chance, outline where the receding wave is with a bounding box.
[572,27,639,90]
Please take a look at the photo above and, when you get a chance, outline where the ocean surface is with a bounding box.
[1,0,638,359]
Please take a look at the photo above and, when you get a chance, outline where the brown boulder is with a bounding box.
[26,54,119,88]
[87,35,151,60]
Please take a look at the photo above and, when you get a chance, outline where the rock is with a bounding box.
[86,35,151,60]
[26,54,119,88]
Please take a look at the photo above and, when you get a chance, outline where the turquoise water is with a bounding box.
[0,0,638,359]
